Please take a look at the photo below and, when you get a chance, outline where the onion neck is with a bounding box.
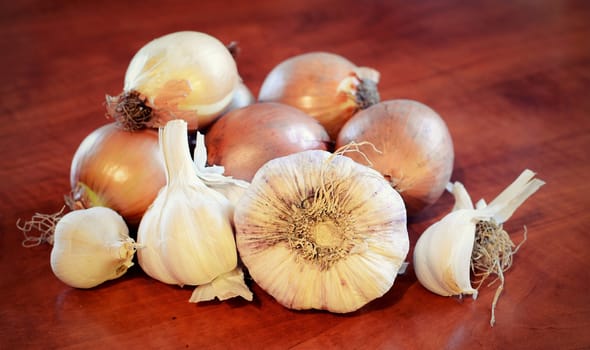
[106,90,153,131]
[353,66,380,109]
[355,79,380,109]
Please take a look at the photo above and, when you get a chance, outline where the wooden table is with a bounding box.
[1,0,589,348]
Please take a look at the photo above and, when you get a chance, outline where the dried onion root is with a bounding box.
[471,220,528,326]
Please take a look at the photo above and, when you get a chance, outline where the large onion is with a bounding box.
[205,102,331,181]
[336,99,454,215]
[69,123,166,226]
[258,52,380,140]
[107,31,239,131]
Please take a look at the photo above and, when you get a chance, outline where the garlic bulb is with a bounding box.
[235,150,409,313]
[50,207,136,289]
[137,119,252,302]
[107,31,239,130]
[413,169,545,325]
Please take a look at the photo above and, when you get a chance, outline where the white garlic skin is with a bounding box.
[124,31,239,129]
[235,150,409,313]
[50,207,135,289]
[413,209,480,298]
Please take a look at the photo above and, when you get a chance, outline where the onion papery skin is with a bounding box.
[69,123,166,226]
[258,52,380,140]
[336,99,454,215]
[108,31,239,131]
[205,102,331,181]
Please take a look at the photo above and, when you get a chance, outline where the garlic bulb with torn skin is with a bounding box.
[235,150,409,313]
[413,169,545,326]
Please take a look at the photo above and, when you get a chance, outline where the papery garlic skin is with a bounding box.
[50,207,136,289]
[235,150,409,313]
[123,31,239,129]
[193,132,249,211]
[137,120,252,302]
[413,169,545,298]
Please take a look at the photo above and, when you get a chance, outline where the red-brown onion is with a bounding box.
[258,52,380,140]
[205,102,331,181]
[336,99,454,215]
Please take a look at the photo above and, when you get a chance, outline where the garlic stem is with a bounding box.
[159,125,200,185]
[479,169,545,223]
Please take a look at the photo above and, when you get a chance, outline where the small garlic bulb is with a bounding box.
[413,169,545,325]
[235,150,409,313]
[50,207,136,289]
[107,31,240,130]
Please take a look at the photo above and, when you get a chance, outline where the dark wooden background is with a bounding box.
[1,0,589,348]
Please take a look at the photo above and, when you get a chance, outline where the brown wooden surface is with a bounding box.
[1,0,589,349]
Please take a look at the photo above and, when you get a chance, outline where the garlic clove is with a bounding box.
[135,191,179,285]
[413,169,544,326]
[413,209,480,298]
[159,188,237,287]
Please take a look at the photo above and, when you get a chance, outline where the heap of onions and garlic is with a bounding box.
[18,30,545,323]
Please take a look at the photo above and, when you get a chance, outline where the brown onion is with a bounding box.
[258,52,380,140]
[69,123,166,226]
[336,99,454,215]
[205,102,331,181]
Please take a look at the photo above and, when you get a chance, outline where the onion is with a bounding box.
[336,99,454,215]
[258,52,380,140]
[219,82,255,117]
[205,102,331,181]
[68,123,166,226]
[107,31,239,131]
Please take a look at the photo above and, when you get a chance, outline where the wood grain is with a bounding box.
[1,0,589,348]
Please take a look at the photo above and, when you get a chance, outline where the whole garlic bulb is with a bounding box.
[137,120,252,302]
[50,207,136,289]
[107,31,240,131]
[235,150,409,313]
